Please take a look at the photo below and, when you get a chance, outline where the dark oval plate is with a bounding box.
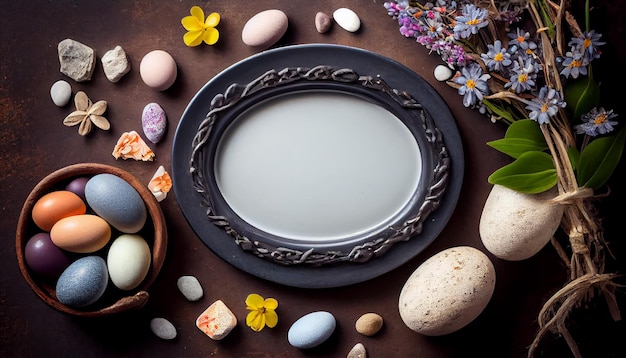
[172,44,463,288]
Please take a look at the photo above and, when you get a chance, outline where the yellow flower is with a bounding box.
[245,293,278,332]
[181,6,220,46]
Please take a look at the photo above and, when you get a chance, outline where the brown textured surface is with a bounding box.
[1,1,625,357]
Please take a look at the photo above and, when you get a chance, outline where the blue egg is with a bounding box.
[85,173,147,233]
[56,256,109,307]
[288,311,336,349]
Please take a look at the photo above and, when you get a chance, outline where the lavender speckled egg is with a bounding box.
[56,256,109,307]
[288,311,336,349]
[24,232,72,280]
[142,103,167,143]
[85,173,147,233]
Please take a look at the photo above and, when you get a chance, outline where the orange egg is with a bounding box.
[50,214,111,253]
[32,190,87,231]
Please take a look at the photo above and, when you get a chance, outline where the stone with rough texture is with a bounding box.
[196,300,237,340]
[142,102,167,143]
[347,343,367,358]
[399,246,495,336]
[102,45,131,83]
[150,317,177,340]
[177,275,203,301]
[50,80,72,107]
[315,12,332,33]
[242,9,288,49]
[333,8,361,32]
[355,313,383,336]
[57,39,96,82]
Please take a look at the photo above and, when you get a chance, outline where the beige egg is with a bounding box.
[398,246,495,336]
[241,9,288,49]
[479,185,564,261]
[139,50,177,91]
[50,214,111,253]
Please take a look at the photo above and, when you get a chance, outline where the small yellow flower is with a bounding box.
[181,6,220,47]
[245,293,278,332]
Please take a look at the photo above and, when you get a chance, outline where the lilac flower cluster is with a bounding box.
[560,30,605,79]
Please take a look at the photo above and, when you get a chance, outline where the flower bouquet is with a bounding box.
[384,0,624,356]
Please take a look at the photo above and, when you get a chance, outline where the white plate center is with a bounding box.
[215,91,422,242]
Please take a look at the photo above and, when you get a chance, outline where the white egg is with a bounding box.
[399,246,495,336]
[107,234,151,290]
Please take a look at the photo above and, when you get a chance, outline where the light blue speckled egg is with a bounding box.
[56,256,109,307]
[288,311,336,349]
[85,173,147,233]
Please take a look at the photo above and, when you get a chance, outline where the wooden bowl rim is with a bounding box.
[15,163,167,317]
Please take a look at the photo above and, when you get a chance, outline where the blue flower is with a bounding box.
[453,63,490,107]
[508,28,538,56]
[560,49,589,79]
[575,107,619,136]
[525,86,566,124]
[453,4,489,39]
[481,40,512,72]
[569,30,604,61]
[505,57,540,93]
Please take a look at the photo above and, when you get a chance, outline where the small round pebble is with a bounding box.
[50,80,72,107]
[288,311,336,349]
[333,8,361,32]
[434,65,453,82]
[348,343,367,358]
[150,317,177,340]
[242,9,288,49]
[177,275,204,301]
[355,313,383,336]
[139,50,177,91]
[315,12,332,33]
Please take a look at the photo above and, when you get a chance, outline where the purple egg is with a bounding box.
[24,233,72,280]
[65,177,90,201]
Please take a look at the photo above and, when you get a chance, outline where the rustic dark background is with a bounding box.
[1,1,625,357]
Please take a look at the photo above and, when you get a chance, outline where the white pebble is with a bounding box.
[333,8,361,32]
[50,80,72,107]
[102,45,131,83]
[177,275,203,301]
[150,317,177,340]
[434,65,453,81]
[347,342,367,358]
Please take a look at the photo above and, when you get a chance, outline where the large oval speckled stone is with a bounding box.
[85,173,147,233]
[142,102,167,143]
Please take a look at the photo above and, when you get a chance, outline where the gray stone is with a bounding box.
[150,317,177,340]
[50,80,72,107]
[102,45,131,83]
[315,12,332,33]
[347,343,367,358]
[58,39,96,82]
[177,275,203,301]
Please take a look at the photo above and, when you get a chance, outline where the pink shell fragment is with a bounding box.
[142,103,167,143]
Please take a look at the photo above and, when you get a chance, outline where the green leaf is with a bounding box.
[482,99,515,123]
[564,74,600,121]
[577,127,626,189]
[488,151,558,194]
[486,120,548,158]
[487,138,549,159]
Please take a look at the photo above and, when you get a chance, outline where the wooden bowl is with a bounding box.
[16,163,167,317]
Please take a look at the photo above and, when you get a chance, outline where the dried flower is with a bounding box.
[560,50,588,79]
[481,40,512,73]
[453,63,490,107]
[453,4,489,39]
[148,165,172,202]
[245,293,278,332]
[181,6,220,47]
[525,86,566,125]
[63,91,110,136]
[575,107,618,137]
[504,57,539,93]
[112,130,155,161]
[508,28,538,57]
[569,30,604,61]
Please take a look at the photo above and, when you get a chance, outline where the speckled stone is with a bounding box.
[142,102,167,143]
[150,317,177,340]
[85,173,147,233]
[57,38,96,82]
[56,256,108,307]
[177,275,203,301]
